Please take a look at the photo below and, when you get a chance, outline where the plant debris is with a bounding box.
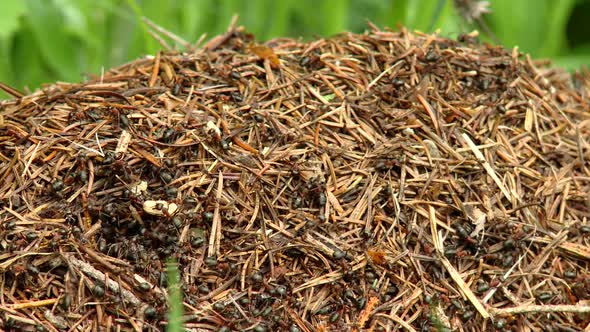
[1,22,590,331]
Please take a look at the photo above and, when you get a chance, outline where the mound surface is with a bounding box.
[1,25,590,331]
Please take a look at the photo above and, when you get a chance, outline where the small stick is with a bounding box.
[461,132,512,202]
[0,82,24,98]
[149,52,161,87]
[490,303,590,316]
[64,254,140,306]
[142,17,190,49]
[208,171,223,258]
[430,206,490,320]
[9,298,58,310]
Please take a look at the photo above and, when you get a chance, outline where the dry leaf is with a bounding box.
[467,206,486,237]
[367,248,386,265]
[143,200,178,216]
[249,44,280,68]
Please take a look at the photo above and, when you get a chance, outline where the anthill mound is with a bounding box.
[1,24,590,331]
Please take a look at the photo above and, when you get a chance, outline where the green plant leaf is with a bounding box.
[432,0,461,35]
[539,0,576,56]
[24,0,84,82]
[11,24,52,93]
[406,0,443,32]
[178,0,207,43]
[107,4,143,67]
[217,0,241,34]
[487,0,561,56]
[377,0,408,29]
[320,0,349,36]
[141,0,181,49]
[0,0,27,39]
[241,0,265,38]
[0,38,16,99]
[553,55,590,71]
[125,0,158,54]
[5,0,589,96]
[553,43,590,70]
[290,0,322,38]
[265,0,291,39]
[0,38,14,84]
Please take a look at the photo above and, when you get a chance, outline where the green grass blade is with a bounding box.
[166,260,184,332]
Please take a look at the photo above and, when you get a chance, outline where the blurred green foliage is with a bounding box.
[1,0,590,99]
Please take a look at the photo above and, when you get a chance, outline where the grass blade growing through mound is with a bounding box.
[166,260,184,332]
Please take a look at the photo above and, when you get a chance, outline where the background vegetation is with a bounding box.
[1,0,590,99]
